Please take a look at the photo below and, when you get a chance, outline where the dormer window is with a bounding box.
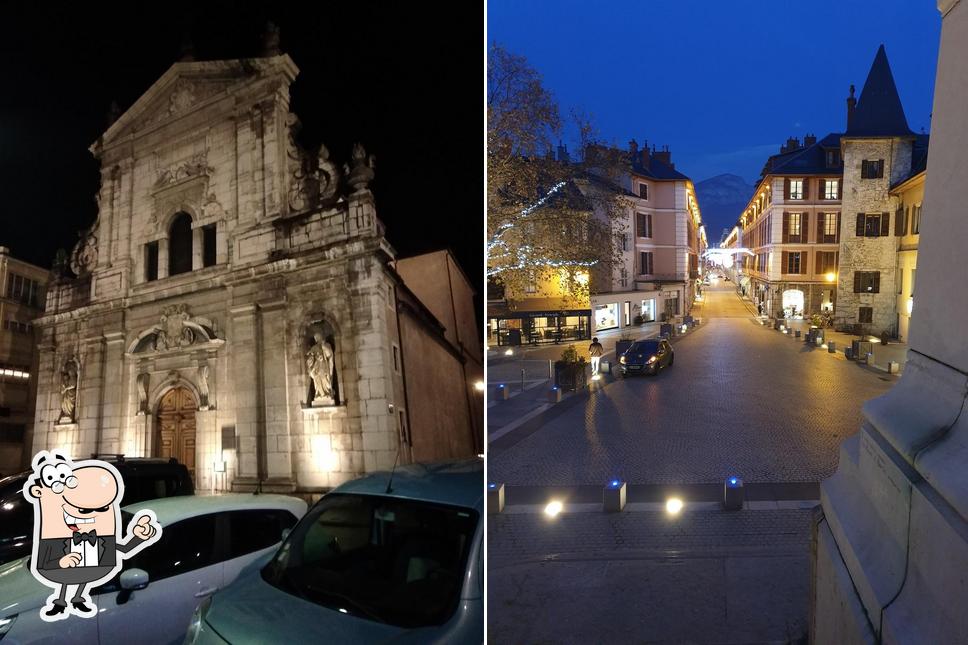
[825,149,841,168]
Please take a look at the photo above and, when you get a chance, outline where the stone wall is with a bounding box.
[836,137,913,333]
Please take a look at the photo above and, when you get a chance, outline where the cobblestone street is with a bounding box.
[488,285,896,486]
[487,285,900,643]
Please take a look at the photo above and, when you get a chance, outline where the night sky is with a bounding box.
[488,0,941,234]
[0,2,483,300]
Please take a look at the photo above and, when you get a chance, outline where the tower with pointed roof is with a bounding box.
[836,45,917,335]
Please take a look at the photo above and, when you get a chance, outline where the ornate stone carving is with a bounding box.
[201,193,225,219]
[347,143,375,193]
[155,152,212,188]
[316,144,339,201]
[136,372,150,415]
[69,230,98,277]
[306,332,336,405]
[286,113,317,213]
[198,364,210,410]
[58,357,79,423]
[154,304,196,350]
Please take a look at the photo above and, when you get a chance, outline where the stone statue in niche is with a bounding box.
[306,332,336,405]
[198,364,210,410]
[136,373,150,415]
[58,358,79,423]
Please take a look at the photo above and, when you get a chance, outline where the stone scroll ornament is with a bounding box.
[58,358,79,423]
[306,332,336,405]
[154,305,195,351]
[23,451,162,622]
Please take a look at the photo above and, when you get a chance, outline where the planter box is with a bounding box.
[554,361,588,391]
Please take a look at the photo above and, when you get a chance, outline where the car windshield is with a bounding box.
[261,493,478,628]
[629,341,659,354]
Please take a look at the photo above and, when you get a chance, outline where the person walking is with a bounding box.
[589,337,604,375]
[757,302,763,316]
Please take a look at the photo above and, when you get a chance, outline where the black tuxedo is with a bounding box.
[35,533,147,606]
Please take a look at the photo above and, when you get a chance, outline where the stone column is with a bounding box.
[812,1,968,642]
[158,238,169,280]
[229,304,261,485]
[192,226,204,271]
[260,301,295,490]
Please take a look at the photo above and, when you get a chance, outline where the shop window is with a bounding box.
[202,224,217,268]
[168,212,193,276]
[145,241,159,282]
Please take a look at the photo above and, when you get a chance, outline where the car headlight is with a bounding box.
[647,356,657,364]
[619,355,626,364]
[185,596,213,645]
[0,615,16,639]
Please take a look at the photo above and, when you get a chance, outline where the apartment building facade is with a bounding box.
[734,134,844,318]
[590,142,706,332]
[0,247,47,473]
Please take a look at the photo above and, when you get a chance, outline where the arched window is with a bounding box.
[169,212,193,276]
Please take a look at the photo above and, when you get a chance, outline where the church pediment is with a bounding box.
[94,55,299,150]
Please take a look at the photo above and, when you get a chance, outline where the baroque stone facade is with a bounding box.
[32,52,480,494]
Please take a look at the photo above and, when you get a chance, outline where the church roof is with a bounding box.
[846,45,914,138]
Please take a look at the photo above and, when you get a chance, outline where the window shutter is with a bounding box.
[873,272,880,293]
[782,251,789,274]
[802,212,809,243]
[856,213,865,236]
[817,212,824,240]
[853,272,861,293]
[836,212,842,242]
[895,209,902,236]
[880,212,890,237]
[878,159,884,178]
[816,251,823,274]
[800,252,807,274]
[782,212,790,243]
[647,213,653,238]
[802,179,809,201]
[837,178,842,200]
[784,178,790,201]
[903,207,909,235]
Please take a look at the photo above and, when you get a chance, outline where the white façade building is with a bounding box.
[30,49,481,495]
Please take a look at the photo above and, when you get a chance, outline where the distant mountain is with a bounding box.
[694,174,756,242]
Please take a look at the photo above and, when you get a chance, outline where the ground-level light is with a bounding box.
[665,498,684,515]
[504,349,513,356]
[544,500,563,517]
[474,380,485,391]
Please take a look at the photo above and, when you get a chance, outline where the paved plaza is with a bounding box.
[487,285,900,643]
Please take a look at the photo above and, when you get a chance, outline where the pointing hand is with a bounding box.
[132,513,158,541]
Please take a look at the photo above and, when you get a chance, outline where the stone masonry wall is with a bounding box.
[836,137,912,333]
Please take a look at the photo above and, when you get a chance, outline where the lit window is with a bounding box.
[789,179,803,200]
[824,213,838,237]
[824,180,838,200]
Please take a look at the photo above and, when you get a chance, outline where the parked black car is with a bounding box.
[619,339,674,376]
[0,455,193,566]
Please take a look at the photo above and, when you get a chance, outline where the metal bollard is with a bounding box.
[828,341,837,353]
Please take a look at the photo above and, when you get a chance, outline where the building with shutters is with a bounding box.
[733,45,928,331]
[0,248,47,474]
[588,142,706,333]
[29,44,482,496]
[835,45,928,336]
[733,134,844,318]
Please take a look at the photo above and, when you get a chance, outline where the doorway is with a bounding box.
[156,386,197,482]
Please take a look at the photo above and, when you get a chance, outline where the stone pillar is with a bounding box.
[158,238,169,280]
[191,226,204,271]
[229,304,261,484]
[99,332,126,454]
[260,301,295,490]
[812,2,968,642]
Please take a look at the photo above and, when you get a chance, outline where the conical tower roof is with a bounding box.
[846,44,914,137]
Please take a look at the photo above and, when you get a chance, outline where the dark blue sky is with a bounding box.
[488,0,941,184]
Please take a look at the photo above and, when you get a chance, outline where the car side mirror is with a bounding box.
[120,568,150,591]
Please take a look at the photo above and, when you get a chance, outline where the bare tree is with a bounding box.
[487,44,629,306]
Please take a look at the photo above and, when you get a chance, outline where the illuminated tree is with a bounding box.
[487,44,629,306]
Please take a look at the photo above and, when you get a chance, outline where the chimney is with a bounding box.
[846,84,857,130]
[652,144,672,167]
[556,143,570,163]
[628,139,638,156]
[780,137,801,154]
[804,133,817,146]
